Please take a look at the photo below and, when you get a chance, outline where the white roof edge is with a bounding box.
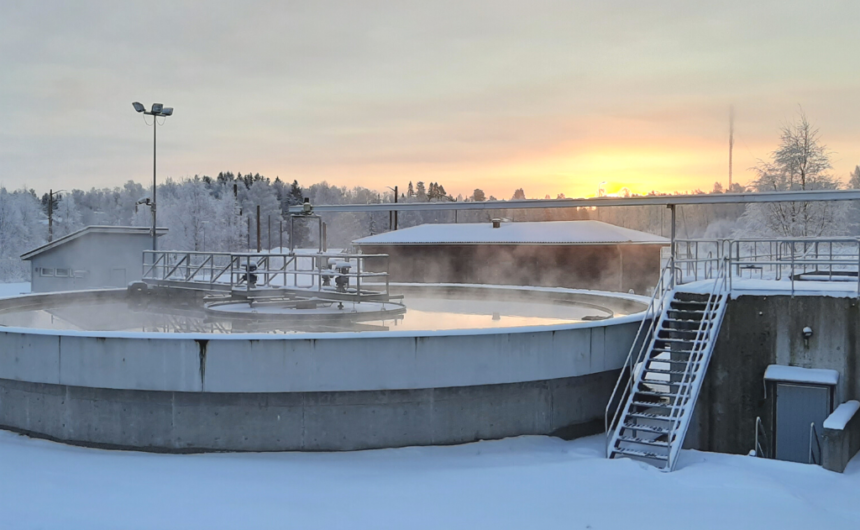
[21,225,168,260]
[353,220,669,246]
[764,365,839,386]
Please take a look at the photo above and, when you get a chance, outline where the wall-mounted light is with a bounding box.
[803,326,813,348]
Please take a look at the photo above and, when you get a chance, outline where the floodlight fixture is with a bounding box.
[132,101,174,253]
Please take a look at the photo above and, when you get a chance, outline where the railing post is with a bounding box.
[356,257,361,303]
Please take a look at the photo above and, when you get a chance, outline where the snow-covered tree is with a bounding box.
[0,188,46,281]
[736,112,846,237]
[53,193,83,238]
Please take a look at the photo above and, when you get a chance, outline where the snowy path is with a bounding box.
[1,432,859,530]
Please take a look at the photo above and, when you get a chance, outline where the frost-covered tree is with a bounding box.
[241,179,282,250]
[53,193,83,238]
[737,112,846,237]
[0,188,46,281]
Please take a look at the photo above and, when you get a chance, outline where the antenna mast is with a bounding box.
[728,106,734,191]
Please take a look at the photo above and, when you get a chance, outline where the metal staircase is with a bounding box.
[605,259,729,471]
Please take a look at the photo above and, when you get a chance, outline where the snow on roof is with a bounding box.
[353,221,668,246]
[21,226,168,260]
[824,401,860,430]
[764,365,839,386]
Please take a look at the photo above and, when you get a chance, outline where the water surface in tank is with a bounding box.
[0,288,641,334]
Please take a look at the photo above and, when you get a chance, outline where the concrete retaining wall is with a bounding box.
[693,294,860,456]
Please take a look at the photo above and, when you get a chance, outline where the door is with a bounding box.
[775,383,831,463]
[110,268,127,287]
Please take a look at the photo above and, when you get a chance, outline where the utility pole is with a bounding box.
[247,216,251,251]
[256,205,262,253]
[267,215,271,251]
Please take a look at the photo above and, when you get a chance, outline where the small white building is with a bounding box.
[21,226,167,293]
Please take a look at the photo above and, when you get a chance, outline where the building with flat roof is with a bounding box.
[21,226,167,293]
[354,220,668,293]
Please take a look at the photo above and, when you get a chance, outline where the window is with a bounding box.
[73,270,88,278]
[40,268,54,277]
[55,268,70,278]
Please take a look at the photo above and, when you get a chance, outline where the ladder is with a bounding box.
[605,260,729,471]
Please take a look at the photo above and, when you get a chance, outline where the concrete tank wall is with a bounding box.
[0,288,646,452]
[0,371,618,452]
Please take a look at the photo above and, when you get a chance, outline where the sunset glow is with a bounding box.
[0,2,858,199]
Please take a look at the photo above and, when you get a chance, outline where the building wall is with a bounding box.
[30,233,153,293]
[358,244,662,293]
[692,294,860,455]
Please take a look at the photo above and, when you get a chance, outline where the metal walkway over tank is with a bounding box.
[140,250,393,303]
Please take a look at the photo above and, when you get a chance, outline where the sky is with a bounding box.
[1,1,859,200]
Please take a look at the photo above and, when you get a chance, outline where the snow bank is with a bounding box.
[764,365,839,386]
[0,282,30,299]
[824,401,860,431]
[1,431,859,529]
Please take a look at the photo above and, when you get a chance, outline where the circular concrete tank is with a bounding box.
[0,284,648,452]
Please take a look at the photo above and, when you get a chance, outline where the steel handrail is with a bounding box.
[809,422,822,465]
[755,416,769,459]
[605,264,671,451]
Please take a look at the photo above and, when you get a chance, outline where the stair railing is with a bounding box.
[754,416,770,458]
[664,255,730,471]
[605,263,673,455]
[809,423,822,465]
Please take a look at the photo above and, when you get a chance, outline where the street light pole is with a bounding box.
[132,102,173,252]
[152,113,157,252]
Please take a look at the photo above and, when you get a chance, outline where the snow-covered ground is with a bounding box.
[0,281,29,299]
[1,431,859,530]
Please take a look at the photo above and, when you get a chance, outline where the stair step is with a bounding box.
[673,292,713,302]
[631,400,674,409]
[661,324,713,333]
[617,435,671,448]
[651,347,704,355]
[626,411,680,421]
[667,307,714,315]
[641,377,694,386]
[635,389,686,399]
[622,422,671,435]
[654,338,699,344]
[612,447,669,462]
[664,318,715,326]
[647,359,703,366]
[643,368,693,376]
